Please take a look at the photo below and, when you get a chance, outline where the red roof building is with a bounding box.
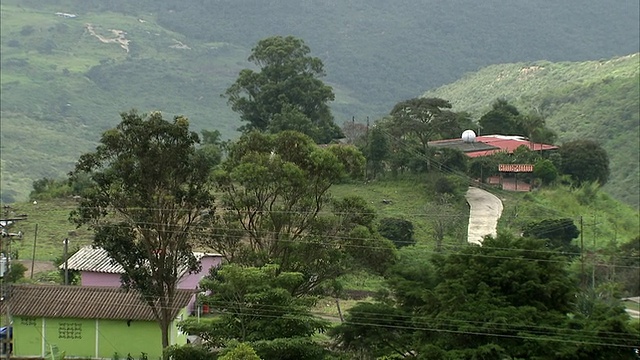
[429,134,558,157]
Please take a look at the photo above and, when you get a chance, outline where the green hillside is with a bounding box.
[1,0,638,202]
[425,54,640,207]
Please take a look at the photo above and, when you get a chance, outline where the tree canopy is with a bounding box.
[560,139,610,185]
[332,233,639,359]
[201,130,393,294]
[224,36,342,143]
[69,110,215,348]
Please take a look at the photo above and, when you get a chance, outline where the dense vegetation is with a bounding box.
[1,0,639,202]
[425,54,640,207]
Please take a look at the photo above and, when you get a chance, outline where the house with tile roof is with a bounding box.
[61,246,222,314]
[3,285,194,359]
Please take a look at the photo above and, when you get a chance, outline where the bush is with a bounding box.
[434,175,468,198]
[378,218,415,248]
[164,344,214,360]
[533,159,558,185]
[5,262,27,283]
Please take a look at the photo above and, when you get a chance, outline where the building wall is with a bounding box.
[13,316,43,358]
[13,314,187,360]
[177,255,221,289]
[13,317,96,358]
[98,319,162,359]
[81,271,121,287]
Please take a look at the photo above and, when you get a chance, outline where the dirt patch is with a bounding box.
[86,23,130,52]
[16,259,57,278]
[344,289,377,300]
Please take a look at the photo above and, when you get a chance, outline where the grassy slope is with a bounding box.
[424,54,640,207]
[6,178,637,263]
[0,3,246,201]
[1,0,639,203]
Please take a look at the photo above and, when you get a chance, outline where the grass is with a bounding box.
[3,199,93,261]
[312,297,371,322]
[498,184,640,250]
[331,174,470,248]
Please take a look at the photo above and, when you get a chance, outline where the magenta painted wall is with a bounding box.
[81,271,121,287]
[80,256,221,289]
[178,256,222,290]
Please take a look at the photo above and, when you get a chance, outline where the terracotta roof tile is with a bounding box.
[3,284,194,321]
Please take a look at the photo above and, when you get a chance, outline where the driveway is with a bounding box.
[465,187,503,245]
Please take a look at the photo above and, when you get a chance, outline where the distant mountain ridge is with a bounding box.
[1,0,638,202]
[425,54,640,207]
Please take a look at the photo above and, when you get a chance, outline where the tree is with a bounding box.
[224,36,341,143]
[389,97,454,151]
[202,131,393,294]
[478,99,522,135]
[559,139,610,185]
[522,218,580,256]
[69,110,215,349]
[330,302,415,359]
[182,264,328,360]
[378,217,415,248]
[365,125,389,178]
[533,158,558,185]
[197,129,224,169]
[218,343,261,360]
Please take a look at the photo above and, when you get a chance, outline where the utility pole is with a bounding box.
[63,238,70,286]
[580,216,585,288]
[591,214,598,289]
[30,224,38,280]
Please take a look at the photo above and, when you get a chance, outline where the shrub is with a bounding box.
[378,217,415,248]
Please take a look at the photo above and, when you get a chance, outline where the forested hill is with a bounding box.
[425,54,640,208]
[1,0,638,202]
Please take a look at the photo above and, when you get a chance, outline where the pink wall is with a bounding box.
[80,256,222,314]
[81,271,121,287]
[80,256,222,289]
[178,255,222,290]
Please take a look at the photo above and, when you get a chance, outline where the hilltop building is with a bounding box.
[428,132,558,158]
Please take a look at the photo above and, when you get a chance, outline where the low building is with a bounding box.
[61,246,222,313]
[5,284,194,359]
[429,133,558,158]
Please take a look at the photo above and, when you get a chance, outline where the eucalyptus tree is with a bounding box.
[225,36,342,143]
[70,110,216,348]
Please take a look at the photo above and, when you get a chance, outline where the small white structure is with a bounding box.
[461,129,477,143]
[55,12,78,19]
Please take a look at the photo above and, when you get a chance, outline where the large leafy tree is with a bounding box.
[333,233,639,359]
[479,98,522,135]
[225,35,341,143]
[202,131,392,294]
[389,97,456,151]
[70,110,215,348]
[181,264,328,360]
[523,218,580,256]
[559,139,610,185]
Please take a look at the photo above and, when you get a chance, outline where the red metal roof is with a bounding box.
[465,135,558,158]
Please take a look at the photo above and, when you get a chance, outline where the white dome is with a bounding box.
[461,130,476,143]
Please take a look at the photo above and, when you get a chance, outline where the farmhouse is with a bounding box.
[61,246,222,313]
[428,132,558,158]
[4,285,194,359]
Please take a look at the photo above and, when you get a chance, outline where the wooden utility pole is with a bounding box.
[580,216,585,288]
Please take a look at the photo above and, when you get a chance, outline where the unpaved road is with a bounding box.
[465,187,503,245]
